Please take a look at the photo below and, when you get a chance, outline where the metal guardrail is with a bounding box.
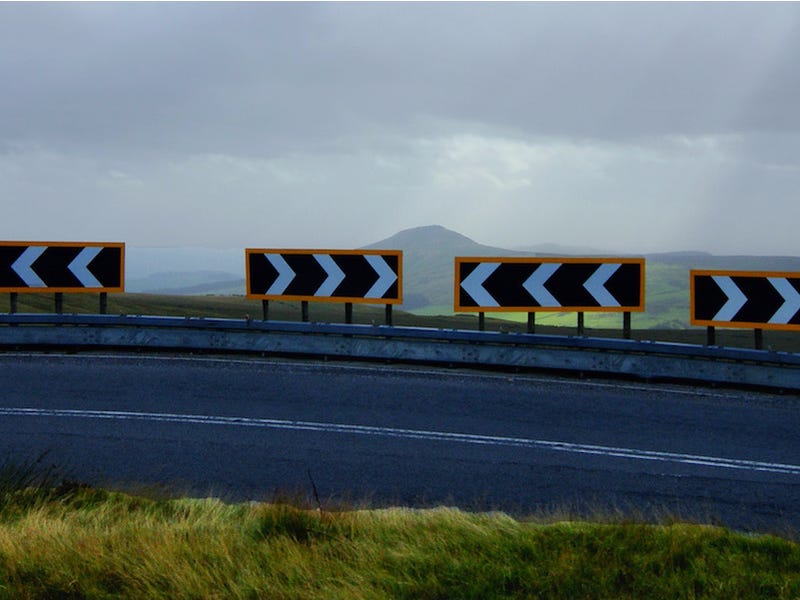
[1,314,799,391]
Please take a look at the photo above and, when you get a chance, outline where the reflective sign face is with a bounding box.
[455,257,645,312]
[691,270,800,331]
[0,242,125,293]
[246,249,402,304]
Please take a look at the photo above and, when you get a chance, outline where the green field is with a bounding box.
[1,473,798,599]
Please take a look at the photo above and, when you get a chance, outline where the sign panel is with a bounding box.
[0,242,125,293]
[246,249,402,304]
[455,257,645,312]
[691,270,800,331]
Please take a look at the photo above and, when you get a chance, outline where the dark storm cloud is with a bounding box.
[2,2,799,158]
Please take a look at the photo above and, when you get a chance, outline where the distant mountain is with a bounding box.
[513,242,611,256]
[124,226,800,327]
[126,247,243,280]
[364,225,529,309]
[363,225,800,324]
[127,271,244,295]
[647,252,800,271]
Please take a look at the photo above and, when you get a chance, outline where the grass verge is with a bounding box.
[0,476,798,599]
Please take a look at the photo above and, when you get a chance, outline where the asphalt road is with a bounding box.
[1,352,798,533]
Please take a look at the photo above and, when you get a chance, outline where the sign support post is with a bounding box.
[99,292,107,315]
[527,312,535,334]
[706,326,716,347]
[754,328,763,351]
[9,293,17,314]
[301,301,309,323]
[577,312,585,336]
[623,312,631,339]
[262,300,269,321]
[345,302,353,324]
[54,293,63,315]
[385,304,393,326]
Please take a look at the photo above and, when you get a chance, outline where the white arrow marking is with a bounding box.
[364,255,397,299]
[11,246,47,287]
[523,263,561,307]
[712,275,747,322]
[768,277,800,324]
[583,263,621,307]
[68,247,103,288]
[264,254,295,295]
[460,262,500,307]
[314,254,345,297]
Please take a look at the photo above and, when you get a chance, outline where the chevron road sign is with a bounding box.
[691,270,800,331]
[0,242,125,293]
[455,257,645,312]
[246,249,402,304]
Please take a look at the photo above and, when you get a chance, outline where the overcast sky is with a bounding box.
[2,2,799,255]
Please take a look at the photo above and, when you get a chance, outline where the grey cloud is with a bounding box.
[2,2,800,159]
[2,3,799,256]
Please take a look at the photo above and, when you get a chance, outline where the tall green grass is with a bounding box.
[0,477,798,599]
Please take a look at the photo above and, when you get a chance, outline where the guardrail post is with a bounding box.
[262,300,269,321]
[301,301,309,323]
[478,312,485,331]
[623,312,631,339]
[577,312,585,336]
[54,293,64,315]
[706,326,716,346]
[345,303,353,325]
[527,312,535,334]
[9,293,17,314]
[99,293,108,315]
[754,328,763,351]
[385,304,393,326]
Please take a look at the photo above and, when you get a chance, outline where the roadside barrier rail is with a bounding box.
[1,314,798,391]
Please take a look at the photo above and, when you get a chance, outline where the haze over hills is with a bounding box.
[126,225,800,328]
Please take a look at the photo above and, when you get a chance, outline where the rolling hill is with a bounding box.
[364,225,527,309]
[366,225,800,329]
[124,225,800,330]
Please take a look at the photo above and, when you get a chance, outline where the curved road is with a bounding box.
[1,353,798,533]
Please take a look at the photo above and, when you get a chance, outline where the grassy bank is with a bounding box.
[0,479,798,599]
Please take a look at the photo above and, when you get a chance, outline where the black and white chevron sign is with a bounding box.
[0,242,125,292]
[455,258,645,312]
[246,249,402,304]
[691,270,800,331]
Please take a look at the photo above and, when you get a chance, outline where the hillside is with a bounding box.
[365,226,800,329]
[364,225,527,309]
[123,225,800,329]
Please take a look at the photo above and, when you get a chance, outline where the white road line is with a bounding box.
[2,407,798,476]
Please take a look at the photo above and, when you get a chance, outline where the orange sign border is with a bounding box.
[454,257,646,313]
[690,269,800,331]
[245,248,403,305]
[0,241,126,294]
